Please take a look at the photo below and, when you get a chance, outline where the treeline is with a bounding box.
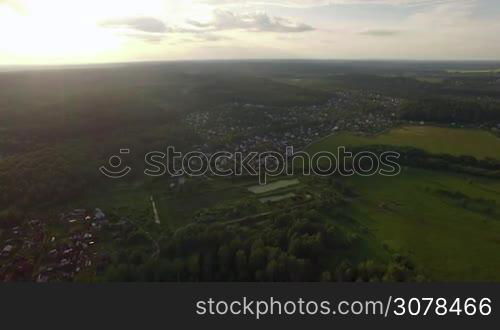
[0,146,96,224]
[352,145,500,178]
[434,189,496,216]
[401,97,500,124]
[0,91,184,155]
[190,74,329,108]
[337,75,435,98]
[336,74,500,99]
[101,209,421,282]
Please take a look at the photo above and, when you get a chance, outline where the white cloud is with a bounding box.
[100,17,168,33]
[197,0,467,8]
[186,9,314,32]
[99,8,314,43]
[359,29,401,36]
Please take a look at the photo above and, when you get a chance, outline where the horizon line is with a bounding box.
[1,58,500,71]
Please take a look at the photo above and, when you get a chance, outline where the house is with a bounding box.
[36,274,49,283]
[94,208,106,221]
[1,245,13,257]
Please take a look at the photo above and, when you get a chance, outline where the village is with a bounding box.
[186,91,402,156]
[0,208,111,282]
[180,91,403,176]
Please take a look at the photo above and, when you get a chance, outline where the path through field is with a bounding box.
[150,195,161,225]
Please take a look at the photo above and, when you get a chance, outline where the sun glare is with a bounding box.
[0,0,169,64]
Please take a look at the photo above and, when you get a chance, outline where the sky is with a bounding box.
[0,0,499,65]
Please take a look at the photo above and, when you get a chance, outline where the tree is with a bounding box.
[383,263,409,282]
[287,256,307,282]
[320,271,332,282]
[249,247,267,271]
[235,249,250,281]
[187,254,201,281]
[265,259,279,281]
[217,244,233,278]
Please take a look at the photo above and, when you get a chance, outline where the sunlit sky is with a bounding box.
[0,0,499,65]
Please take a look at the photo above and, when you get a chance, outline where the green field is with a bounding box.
[304,125,500,280]
[415,77,445,84]
[344,168,500,281]
[259,193,296,203]
[308,126,500,160]
[248,179,300,194]
[447,68,500,74]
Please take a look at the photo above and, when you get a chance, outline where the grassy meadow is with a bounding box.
[303,125,500,281]
[343,167,500,281]
[308,126,500,160]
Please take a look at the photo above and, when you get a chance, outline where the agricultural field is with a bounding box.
[447,68,500,74]
[303,124,500,281]
[344,168,500,281]
[308,126,500,160]
[248,179,300,194]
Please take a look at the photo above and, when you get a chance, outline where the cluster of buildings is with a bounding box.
[0,208,109,282]
[186,91,402,157]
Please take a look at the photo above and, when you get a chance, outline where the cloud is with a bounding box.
[185,19,213,28]
[198,0,331,7]
[99,15,235,43]
[197,0,465,8]
[100,17,168,33]
[197,33,232,41]
[100,8,314,44]
[359,29,401,36]
[178,33,233,44]
[187,10,314,33]
[123,32,167,43]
